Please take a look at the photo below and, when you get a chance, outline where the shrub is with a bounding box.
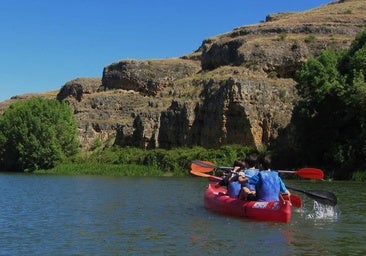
[0,98,79,172]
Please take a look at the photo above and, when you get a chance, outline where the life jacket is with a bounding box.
[244,168,259,178]
[227,181,241,198]
[256,171,280,201]
[244,168,259,191]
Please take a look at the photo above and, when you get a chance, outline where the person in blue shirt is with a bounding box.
[218,153,261,199]
[236,153,259,200]
[217,160,246,198]
[237,171,257,201]
[242,153,259,178]
[245,154,290,201]
[237,154,290,201]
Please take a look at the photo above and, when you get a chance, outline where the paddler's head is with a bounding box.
[233,160,246,172]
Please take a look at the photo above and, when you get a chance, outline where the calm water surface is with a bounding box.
[0,173,365,255]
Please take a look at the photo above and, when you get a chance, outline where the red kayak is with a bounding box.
[204,183,292,223]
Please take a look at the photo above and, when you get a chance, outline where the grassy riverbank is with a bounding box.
[30,144,366,181]
[34,145,255,176]
[34,163,171,176]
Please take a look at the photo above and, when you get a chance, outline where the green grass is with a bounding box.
[34,163,173,176]
[351,171,366,182]
[33,144,256,176]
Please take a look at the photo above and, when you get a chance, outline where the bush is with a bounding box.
[0,98,79,172]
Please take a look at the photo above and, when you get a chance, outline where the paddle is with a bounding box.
[280,193,302,208]
[190,170,222,182]
[278,168,324,180]
[288,194,302,208]
[191,160,324,180]
[286,185,337,206]
[190,170,303,208]
[191,159,228,172]
[190,160,232,173]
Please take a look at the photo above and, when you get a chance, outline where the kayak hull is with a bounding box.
[204,184,291,223]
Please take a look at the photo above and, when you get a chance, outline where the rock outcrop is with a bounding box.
[57,77,102,102]
[2,0,366,151]
[102,59,201,96]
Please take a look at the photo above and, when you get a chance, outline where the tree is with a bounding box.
[292,50,346,166]
[0,98,79,172]
[290,30,366,179]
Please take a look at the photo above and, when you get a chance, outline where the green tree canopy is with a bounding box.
[291,30,366,179]
[0,98,79,172]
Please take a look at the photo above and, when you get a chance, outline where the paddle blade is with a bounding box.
[290,194,303,208]
[282,194,302,208]
[190,160,216,173]
[296,168,324,180]
[190,170,211,177]
[287,186,337,206]
[190,170,222,182]
[306,190,338,206]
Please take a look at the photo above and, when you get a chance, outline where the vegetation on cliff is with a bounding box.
[278,30,366,180]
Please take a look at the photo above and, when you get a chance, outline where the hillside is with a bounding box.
[1,0,366,151]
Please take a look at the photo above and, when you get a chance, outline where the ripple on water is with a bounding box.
[305,201,340,221]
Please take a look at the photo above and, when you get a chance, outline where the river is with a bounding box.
[0,173,364,255]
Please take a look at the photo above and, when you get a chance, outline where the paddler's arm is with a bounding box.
[279,177,291,196]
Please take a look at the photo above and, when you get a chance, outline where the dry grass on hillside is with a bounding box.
[265,0,366,25]
[0,90,58,114]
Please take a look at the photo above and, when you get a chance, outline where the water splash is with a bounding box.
[305,201,340,221]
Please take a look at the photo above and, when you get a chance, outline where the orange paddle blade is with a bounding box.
[190,170,222,182]
[190,170,211,177]
[190,160,216,173]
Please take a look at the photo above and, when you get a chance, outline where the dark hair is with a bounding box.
[233,160,246,169]
[244,153,258,168]
[259,154,271,170]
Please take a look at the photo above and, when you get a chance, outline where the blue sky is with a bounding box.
[0,0,332,102]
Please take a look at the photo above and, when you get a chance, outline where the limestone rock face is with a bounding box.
[2,0,365,151]
[59,64,296,150]
[189,74,296,149]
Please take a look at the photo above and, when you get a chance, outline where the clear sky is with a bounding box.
[0,0,332,102]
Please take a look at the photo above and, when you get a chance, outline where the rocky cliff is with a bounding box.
[1,0,366,150]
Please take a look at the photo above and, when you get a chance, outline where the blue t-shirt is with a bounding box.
[219,172,242,198]
[247,171,287,201]
[244,168,258,178]
[244,168,259,191]
[228,181,241,198]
